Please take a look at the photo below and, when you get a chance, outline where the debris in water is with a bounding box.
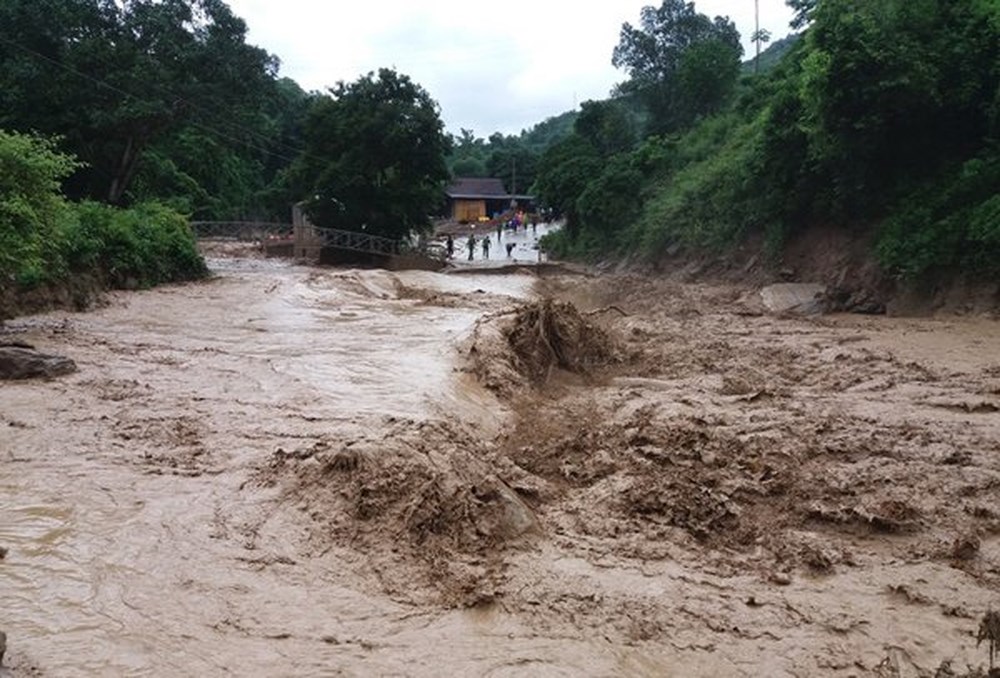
[978,610,1000,671]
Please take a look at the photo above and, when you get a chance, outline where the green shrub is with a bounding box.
[0,129,79,287]
[876,152,1000,278]
[67,201,207,288]
[1,129,206,301]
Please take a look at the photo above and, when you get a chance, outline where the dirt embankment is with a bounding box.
[0,240,253,324]
[0,274,106,323]
[642,224,1000,317]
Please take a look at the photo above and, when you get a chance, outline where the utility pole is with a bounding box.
[755,0,761,74]
[751,0,771,75]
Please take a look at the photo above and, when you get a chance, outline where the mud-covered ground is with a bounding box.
[2,256,999,676]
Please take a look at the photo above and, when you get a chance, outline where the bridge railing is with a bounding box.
[318,227,403,256]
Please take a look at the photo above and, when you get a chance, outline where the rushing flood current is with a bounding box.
[3,256,999,677]
[0,259,565,676]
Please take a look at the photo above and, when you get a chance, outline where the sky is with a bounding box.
[226,0,797,137]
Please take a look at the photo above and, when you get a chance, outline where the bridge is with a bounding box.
[315,227,406,256]
[190,220,444,270]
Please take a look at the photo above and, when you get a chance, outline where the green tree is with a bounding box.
[612,0,743,133]
[575,99,638,157]
[129,76,314,220]
[448,128,489,177]
[576,154,644,239]
[486,142,539,195]
[293,69,450,239]
[750,28,772,73]
[0,0,279,205]
[797,0,998,216]
[533,135,603,233]
[787,0,818,29]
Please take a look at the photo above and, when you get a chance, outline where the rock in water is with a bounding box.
[0,345,77,379]
[760,283,828,315]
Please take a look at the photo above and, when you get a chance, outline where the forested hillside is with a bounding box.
[0,0,301,317]
[535,0,1000,285]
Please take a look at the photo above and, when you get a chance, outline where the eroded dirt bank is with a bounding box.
[1,259,999,676]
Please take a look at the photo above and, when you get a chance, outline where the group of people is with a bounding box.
[443,230,526,261]
[495,211,536,240]
[441,209,554,263]
[444,233,497,260]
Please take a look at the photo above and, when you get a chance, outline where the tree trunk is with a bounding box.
[108,135,143,205]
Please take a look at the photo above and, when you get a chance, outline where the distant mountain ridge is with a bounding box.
[742,34,802,74]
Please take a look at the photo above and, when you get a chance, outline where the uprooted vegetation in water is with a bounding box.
[465,298,623,397]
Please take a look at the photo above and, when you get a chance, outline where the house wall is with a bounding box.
[452,200,486,222]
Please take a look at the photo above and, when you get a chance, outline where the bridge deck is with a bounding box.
[192,221,443,268]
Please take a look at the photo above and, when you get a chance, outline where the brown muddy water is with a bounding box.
[2,258,1000,677]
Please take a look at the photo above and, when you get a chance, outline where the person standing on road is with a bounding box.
[506,242,515,258]
[482,235,491,259]
[467,234,476,261]
[446,234,454,259]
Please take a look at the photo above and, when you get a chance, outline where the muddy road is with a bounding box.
[1,256,999,676]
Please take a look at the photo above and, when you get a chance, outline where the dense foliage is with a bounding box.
[536,0,1000,281]
[0,0,309,220]
[291,69,450,239]
[0,128,205,304]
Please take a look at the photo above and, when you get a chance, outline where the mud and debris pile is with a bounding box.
[507,299,617,382]
[467,298,620,396]
[254,417,537,606]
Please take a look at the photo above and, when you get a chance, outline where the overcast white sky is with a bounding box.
[226,0,797,137]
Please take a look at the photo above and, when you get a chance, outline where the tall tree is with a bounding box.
[574,99,638,157]
[486,142,539,195]
[293,69,450,239]
[0,0,278,205]
[787,0,818,29]
[533,136,603,233]
[751,0,772,73]
[612,0,742,133]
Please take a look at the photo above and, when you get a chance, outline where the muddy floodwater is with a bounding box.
[2,256,999,677]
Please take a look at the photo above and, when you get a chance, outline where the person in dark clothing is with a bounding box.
[467,234,476,261]
[506,242,515,258]
[446,234,454,258]
[482,235,491,259]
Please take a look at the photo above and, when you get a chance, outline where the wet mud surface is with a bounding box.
[2,259,999,676]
